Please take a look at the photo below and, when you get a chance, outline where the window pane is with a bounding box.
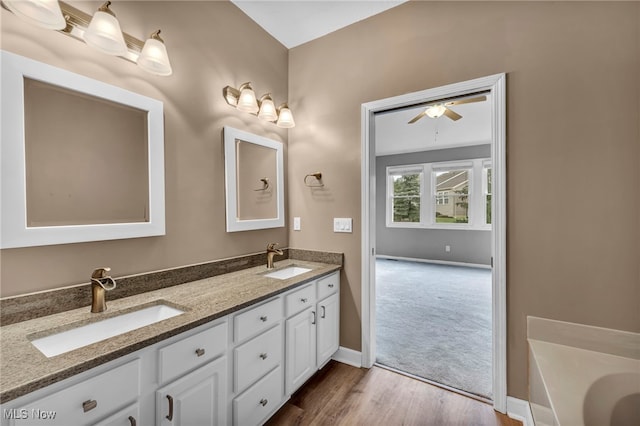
[393,196,421,222]
[485,168,492,225]
[392,172,421,196]
[435,170,469,223]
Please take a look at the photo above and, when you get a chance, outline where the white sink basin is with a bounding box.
[31,303,184,358]
[263,266,312,280]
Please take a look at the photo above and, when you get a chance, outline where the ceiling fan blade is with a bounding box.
[443,108,462,121]
[446,95,487,107]
[408,110,427,124]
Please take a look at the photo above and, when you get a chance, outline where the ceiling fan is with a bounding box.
[408,95,487,123]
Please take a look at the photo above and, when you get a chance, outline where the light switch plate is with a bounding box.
[333,218,352,233]
[293,217,301,231]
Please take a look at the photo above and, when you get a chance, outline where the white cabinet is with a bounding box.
[232,366,283,426]
[156,356,227,426]
[316,291,340,368]
[285,272,340,395]
[11,359,140,426]
[285,307,317,394]
[93,403,139,426]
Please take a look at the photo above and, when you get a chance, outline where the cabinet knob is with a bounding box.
[195,348,205,357]
[260,398,268,407]
[128,416,137,426]
[260,315,268,322]
[301,298,308,303]
[259,352,268,360]
[328,284,334,288]
[82,399,97,413]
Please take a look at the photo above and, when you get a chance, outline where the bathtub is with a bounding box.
[528,316,640,426]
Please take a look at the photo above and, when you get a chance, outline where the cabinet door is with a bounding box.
[285,307,316,395]
[156,356,227,426]
[316,292,340,368]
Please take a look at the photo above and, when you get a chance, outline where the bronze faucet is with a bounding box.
[266,243,284,269]
[90,267,117,313]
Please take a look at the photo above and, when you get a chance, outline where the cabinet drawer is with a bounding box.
[234,324,282,393]
[317,272,339,301]
[14,359,140,426]
[234,297,282,343]
[93,402,139,426]
[158,321,227,384]
[233,366,283,426]
[285,284,316,317]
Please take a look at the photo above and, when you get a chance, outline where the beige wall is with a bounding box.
[0,1,289,296]
[288,1,639,400]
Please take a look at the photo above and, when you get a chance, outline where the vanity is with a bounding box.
[0,260,341,426]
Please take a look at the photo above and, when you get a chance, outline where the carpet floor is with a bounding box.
[375,258,492,399]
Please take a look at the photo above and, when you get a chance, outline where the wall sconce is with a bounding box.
[1,0,173,76]
[223,82,295,128]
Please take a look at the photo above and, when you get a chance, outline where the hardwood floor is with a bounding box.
[266,361,522,426]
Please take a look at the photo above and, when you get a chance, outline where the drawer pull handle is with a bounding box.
[321,305,326,318]
[260,398,268,407]
[82,399,97,413]
[312,311,316,325]
[301,298,308,303]
[195,348,205,357]
[166,395,174,421]
[259,352,268,360]
[260,315,268,322]
[328,284,334,288]
[128,416,137,426]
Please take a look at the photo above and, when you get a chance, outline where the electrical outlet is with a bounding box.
[293,217,301,231]
[445,245,451,253]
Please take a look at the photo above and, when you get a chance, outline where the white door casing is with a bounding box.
[360,73,507,413]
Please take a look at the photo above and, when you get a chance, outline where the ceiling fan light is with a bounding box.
[425,104,446,119]
[3,0,66,30]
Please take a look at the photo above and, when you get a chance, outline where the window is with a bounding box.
[386,159,490,230]
[434,169,469,224]
[389,169,422,223]
[483,164,492,225]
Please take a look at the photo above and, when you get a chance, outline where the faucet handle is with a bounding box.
[91,267,111,279]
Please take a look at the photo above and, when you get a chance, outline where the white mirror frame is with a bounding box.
[223,126,284,232]
[0,50,166,248]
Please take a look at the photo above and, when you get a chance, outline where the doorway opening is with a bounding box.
[360,74,507,412]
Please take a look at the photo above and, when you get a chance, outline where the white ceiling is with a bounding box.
[374,96,492,156]
[231,0,408,49]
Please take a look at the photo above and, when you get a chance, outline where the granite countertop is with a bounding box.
[0,259,340,403]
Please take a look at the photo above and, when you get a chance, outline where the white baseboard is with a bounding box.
[332,346,362,368]
[376,254,491,270]
[507,397,534,426]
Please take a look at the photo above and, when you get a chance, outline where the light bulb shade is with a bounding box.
[425,104,446,118]
[83,7,127,56]
[258,95,278,121]
[137,33,172,76]
[237,83,259,114]
[276,105,295,128]
[3,0,66,30]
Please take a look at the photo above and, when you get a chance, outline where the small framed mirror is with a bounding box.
[223,126,284,232]
[0,51,165,248]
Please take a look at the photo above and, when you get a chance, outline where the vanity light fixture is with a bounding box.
[2,0,65,30]
[1,0,173,76]
[83,1,127,56]
[223,83,295,128]
[137,30,172,76]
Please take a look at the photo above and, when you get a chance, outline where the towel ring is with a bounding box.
[254,178,270,191]
[304,172,324,187]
